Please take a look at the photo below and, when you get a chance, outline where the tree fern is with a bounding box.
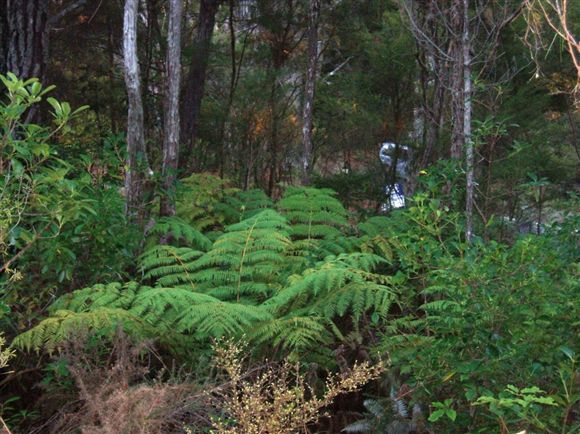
[277,187,351,267]
[175,173,239,233]
[13,308,146,353]
[212,188,274,223]
[266,253,394,321]
[15,282,274,351]
[146,216,211,250]
[138,245,204,287]
[250,314,331,353]
[188,209,291,301]
[277,187,349,241]
[15,187,403,359]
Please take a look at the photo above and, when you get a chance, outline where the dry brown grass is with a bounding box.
[45,332,207,434]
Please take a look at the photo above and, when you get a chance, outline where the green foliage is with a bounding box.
[139,245,205,287]
[0,74,90,279]
[11,175,578,434]
[175,173,239,234]
[267,253,393,320]
[0,75,136,347]
[189,209,291,301]
[475,386,557,429]
[473,350,579,433]
[146,216,212,250]
[12,281,274,351]
[15,187,401,359]
[278,187,349,241]
[277,187,351,268]
[428,399,456,423]
[230,188,274,220]
[13,308,143,353]
[377,198,578,431]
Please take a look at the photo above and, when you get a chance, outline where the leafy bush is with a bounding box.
[8,169,578,433]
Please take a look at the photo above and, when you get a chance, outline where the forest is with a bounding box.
[0,0,578,432]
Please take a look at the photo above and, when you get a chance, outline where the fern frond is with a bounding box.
[364,399,386,418]
[358,216,391,237]
[250,315,330,353]
[13,308,144,353]
[342,419,372,433]
[278,187,348,238]
[190,210,291,301]
[213,188,274,224]
[50,281,139,313]
[130,287,220,326]
[176,302,272,337]
[147,217,212,250]
[266,253,394,320]
[138,245,204,287]
[236,189,274,219]
[316,236,361,257]
[277,187,351,266]
[175,173,239,232]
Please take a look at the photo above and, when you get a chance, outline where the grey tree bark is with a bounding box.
[463,0,474,242]
[3,0,87,124]
[160,0,183,217]
[301,0,320,185]
[5,0,48,81]
[3,0,88,80]
[450,0,464,160]
[123,0,149,224]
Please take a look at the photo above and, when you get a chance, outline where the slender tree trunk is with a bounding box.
[107,11,118,134]
[160,0,183,217]
[267,66,280,196]
[450,52,464,158]
[219,0,238,178]
[301,0,320,185]
[421,71,446,168]
[449,0,464,160]
[463,0,474,242]
[181,0,221,170]
[123,0,149,224]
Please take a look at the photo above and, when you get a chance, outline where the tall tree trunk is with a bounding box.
[420,69,446,168]
[218,0,239,178]
[160,0,183,217]
[463,0,474,242]
[5,0,88,79]
[267,66,279,196]
[4,0,87,123]
[181,0,221,170]
[6,0,48,81]
[449,0,464,160]
[301,0,320,186]
[123,0,149,224]
[450,54,464,158]
[0,2,7,75]
[107,10,118,134]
